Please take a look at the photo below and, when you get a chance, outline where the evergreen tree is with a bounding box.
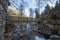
[45,4,50,11]
[44,4,50,14]
[29,8,34,18]
[35,8,40,18]
[55,1,59,6]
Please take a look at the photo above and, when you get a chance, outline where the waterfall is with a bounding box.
[11,23,45,40]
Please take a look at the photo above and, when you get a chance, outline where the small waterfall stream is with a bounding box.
[12,23,45,40]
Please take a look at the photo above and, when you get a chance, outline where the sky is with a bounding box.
[40,0,57,13]
[8,0,57,17]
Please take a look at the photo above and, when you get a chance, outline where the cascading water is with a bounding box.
[11,23,45,40]
[12,25,22,40]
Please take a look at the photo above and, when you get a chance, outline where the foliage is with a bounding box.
[43,4,50,15]
[29,8,33,18]
[40,1,60,27]
[35,8,40,18]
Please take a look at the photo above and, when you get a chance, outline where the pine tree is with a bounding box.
[45,4,50,11]
[35,8,40,18]
[44,4,50,14]
[29,8,33,18]
[55,1,59,6]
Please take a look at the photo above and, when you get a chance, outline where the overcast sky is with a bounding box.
[8,0,57,17]
[40,0,57,13]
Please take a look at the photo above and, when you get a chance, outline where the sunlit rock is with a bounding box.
[7,8,28,17]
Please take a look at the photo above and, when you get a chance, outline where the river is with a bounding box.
[12,23,45,40]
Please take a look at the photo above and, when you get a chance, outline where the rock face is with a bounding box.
[7,8,28,17]
[0,0,10,40]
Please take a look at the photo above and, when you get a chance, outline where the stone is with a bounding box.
[0,0,9,40]
[50,35,60,40]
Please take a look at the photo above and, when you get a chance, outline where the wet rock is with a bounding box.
[50,35,60,40]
